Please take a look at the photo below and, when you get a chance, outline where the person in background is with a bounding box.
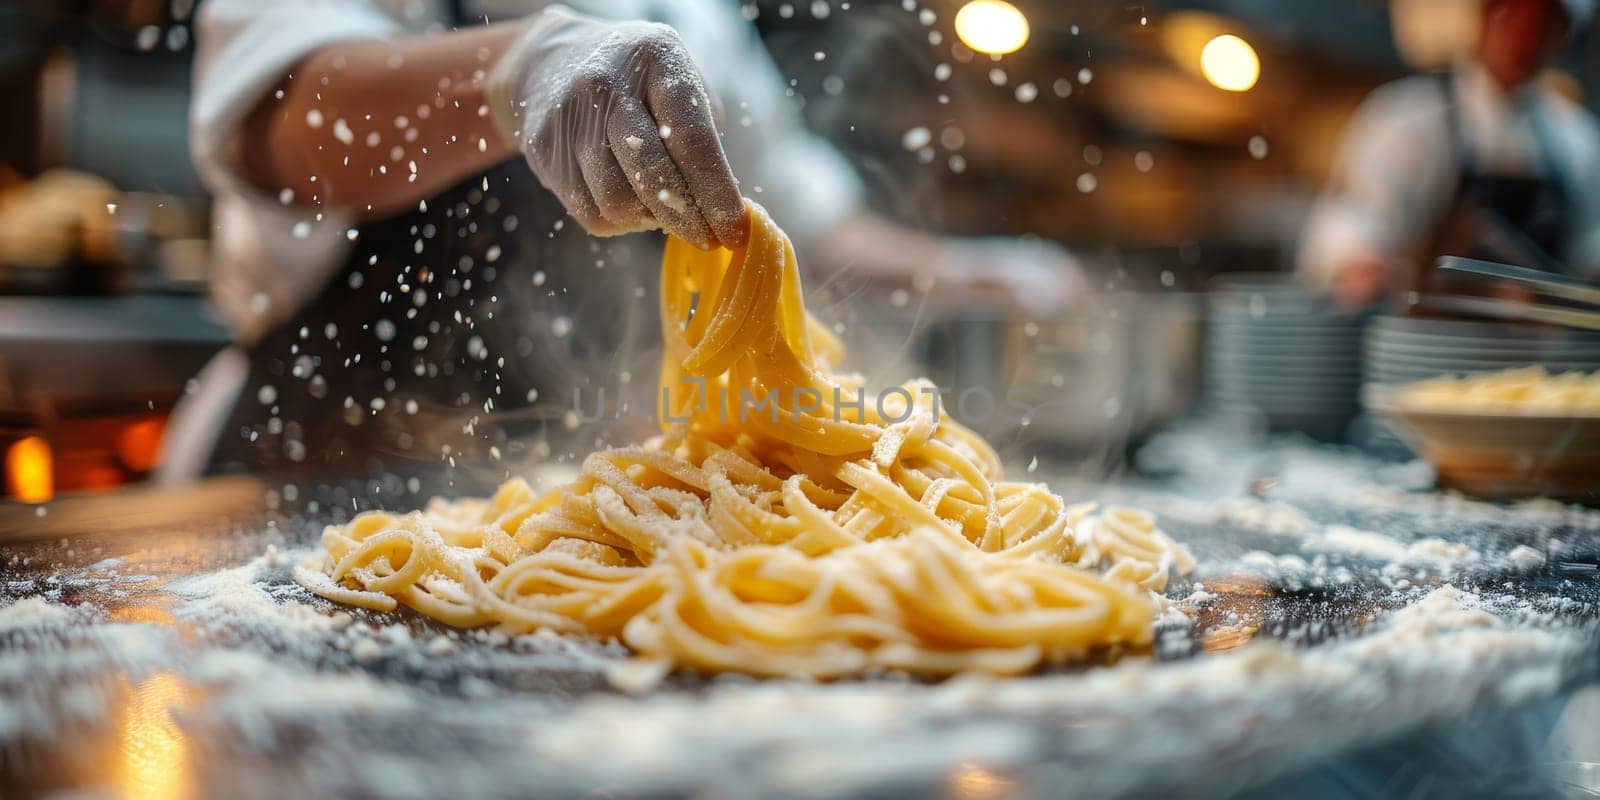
[1298,0,1600,308]
[166,0,1086,481]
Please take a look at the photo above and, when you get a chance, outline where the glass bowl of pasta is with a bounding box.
[1366,367,1600,502]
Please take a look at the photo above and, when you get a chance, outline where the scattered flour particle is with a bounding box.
[1383,586,1496,635]
[351,637,382,662]
[332,118,354,144]
[1507,545,1545,570]
[0,597,73,629]
[306,109,324,129]
[901,126,931,150]
[1317,526,1407,561]
[461,677,497,699]
[607,658,672,695]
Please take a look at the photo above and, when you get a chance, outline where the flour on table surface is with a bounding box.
[3,423,1598,797]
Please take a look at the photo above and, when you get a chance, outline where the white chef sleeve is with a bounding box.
[1540,96,1600,280]
[191,0,402,201]
[1297,78,1457,290]
[567,0,865,247]
[190,0,403,344]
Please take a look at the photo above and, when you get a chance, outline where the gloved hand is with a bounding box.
[486,6,745,249]
[929,237,1090,317]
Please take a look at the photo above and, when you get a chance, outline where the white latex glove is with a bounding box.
[486,6,745,249]
[928,237,1089,317]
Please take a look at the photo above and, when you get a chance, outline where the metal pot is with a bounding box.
[902,291,1204,473]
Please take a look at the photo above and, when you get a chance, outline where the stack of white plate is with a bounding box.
[1203,276,1366,440]
[1364,316,1600,385]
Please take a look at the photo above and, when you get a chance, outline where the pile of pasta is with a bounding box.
[297,201,1193,680]
[1397,366,1600,415]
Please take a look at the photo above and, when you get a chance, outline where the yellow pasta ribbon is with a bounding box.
[299,201,1192,681]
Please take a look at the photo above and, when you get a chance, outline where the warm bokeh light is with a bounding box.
[954,0,1030,55]
[1199,34,1260,91]
[115,671,195,800]
[948,763,1016,800]
[117,418,166,473]
[6,435,53,503]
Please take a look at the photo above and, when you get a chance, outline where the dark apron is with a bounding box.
[1409,73,1576,303]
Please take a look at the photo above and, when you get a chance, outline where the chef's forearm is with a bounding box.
[809,212,946,281]
[237,23,522,220]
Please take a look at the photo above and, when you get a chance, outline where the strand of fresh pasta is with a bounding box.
[298,201,1192,681]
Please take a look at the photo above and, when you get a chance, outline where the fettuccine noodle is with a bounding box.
[298,201,1192,681]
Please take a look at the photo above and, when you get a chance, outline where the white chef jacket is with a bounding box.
[1298,62,1600,287]
[166,0,862,480]
[189,0,863,345]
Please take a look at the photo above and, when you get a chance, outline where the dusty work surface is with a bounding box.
[3,427,1599,799]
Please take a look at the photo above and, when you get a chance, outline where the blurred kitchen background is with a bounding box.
[1,0,1596,502]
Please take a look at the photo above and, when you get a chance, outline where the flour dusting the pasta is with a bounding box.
[296,203,1191,680]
